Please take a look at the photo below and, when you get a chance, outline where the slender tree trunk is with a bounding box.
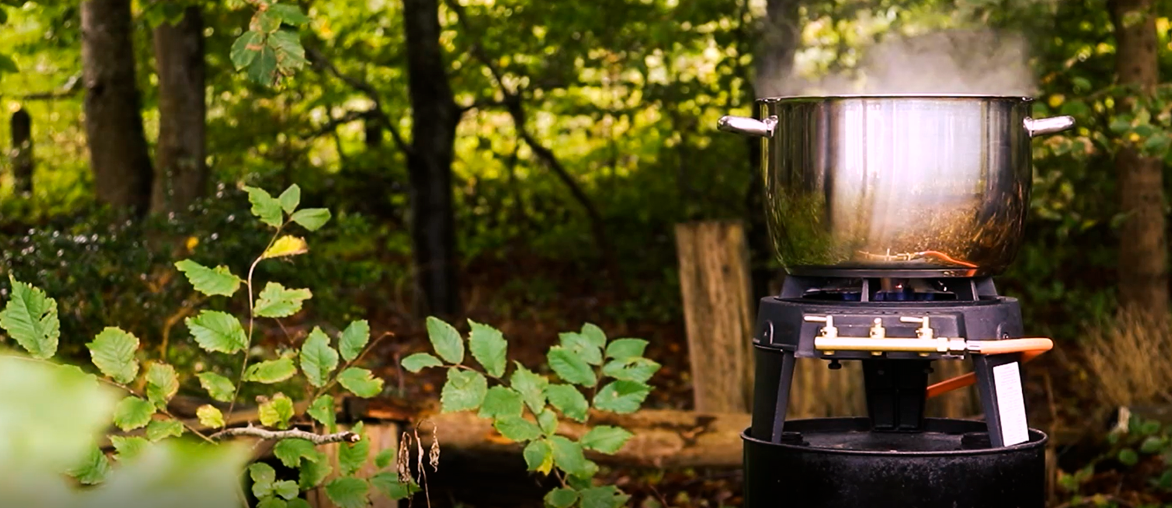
[1109,0,1166,319]
[81,0,154,216]
[151,5,207,214]
[10,108,32,195]
[403,0,461,318]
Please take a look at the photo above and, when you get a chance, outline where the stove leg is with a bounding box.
[770,351,797,443]
[973,353,1030,447]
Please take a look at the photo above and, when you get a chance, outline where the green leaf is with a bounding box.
[538,408,558,436]
[1110,116,1133,134]
[548,346,596,386]
[549,435,595,478]
[274,481,299,501]
[87,327,140,384]
[300,327,339,388]
[270,28,308,71]
[245,357,298,384]
[230,30,264,70]
[605,338,648,360]
[68,445,110,485]
[299,450,332,489]
[339,422,370,475]
[262,236,309,259]
[278,184,301,213]
[545,384,588,422]
[274,438,317,468]
[248,44,279,85]
[1071,76,1092,91]
[580,425,633,453]
[1140,436,1166,454]
[579,485,630,508]
[113,396,155,431]
[268,3,311,25]
[308,394,336,432]
[198,372,236,402]
[524,439,554,474]
[1143,132,1170,152]
[197,404,225,428]
[146,362,179,409]
[0,54,16,74]
[402,352,443,373]
[580,323,607,349]
[255,282,313,318]
[146,419,185,441]
[110,436,148,462]
[469,320,507,377]
[426,316,464,364]
[601,357,661,383]
[593,381,652,414]
[337,367,384,398]
[494,416,543,442]
[374,449,393,469]
[250,462,277,498]
[339,319,370,362]
[290,208,332,231]
[259,394,295,429]
[0,277,60,359]
[560,332,603,366]
[441,369,488,413]
[479,386,524,419]
[371,472,420,501]
[185,310,247,354]
[510,363,548,413]
[174,260,242,297]
[244,186,284,227]
[1119,448,1140,466]
[254,8,282,32]
[325,477,369,508]
[545,487,579,508]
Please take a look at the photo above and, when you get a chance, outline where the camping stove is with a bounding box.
[743,274,1047,508]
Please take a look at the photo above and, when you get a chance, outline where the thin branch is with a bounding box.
[306,46,411,155]
[228,224,286,417]
[209,425,360,444]
[7,74,83,101]
[444,0,622,285]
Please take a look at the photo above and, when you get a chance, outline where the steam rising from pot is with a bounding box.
[778,29,1037,97]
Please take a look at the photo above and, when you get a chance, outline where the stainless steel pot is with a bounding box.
[719,95,1074,277]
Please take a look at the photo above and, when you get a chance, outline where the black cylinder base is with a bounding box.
[743,418,1047,508]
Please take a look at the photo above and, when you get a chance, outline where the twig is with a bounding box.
[306,47,411,155]
[209,424,360,444]
[310,331,394,400]
[228,223,287,417]
[3,74,83,101]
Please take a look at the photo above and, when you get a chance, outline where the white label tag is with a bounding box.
[993,361,1029,446]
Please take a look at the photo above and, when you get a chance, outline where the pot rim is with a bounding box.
[758,94,1034,102]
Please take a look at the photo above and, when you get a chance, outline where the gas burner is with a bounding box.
[780,275,999,303]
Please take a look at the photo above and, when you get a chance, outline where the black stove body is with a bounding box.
[743,275,1046,508]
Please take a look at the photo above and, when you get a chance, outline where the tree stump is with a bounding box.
[674,220,755,413]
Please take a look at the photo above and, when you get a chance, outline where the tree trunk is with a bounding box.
[151,5,207,215]
[81,0,154,216]
[1109,0,1166,319]
[10,108,32,195]
[675,221,756,413]
[403,0,461,319]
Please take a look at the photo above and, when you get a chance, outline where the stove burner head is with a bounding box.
[792,278,967,302]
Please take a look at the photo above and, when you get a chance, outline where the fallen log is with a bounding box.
[404,409,750,469]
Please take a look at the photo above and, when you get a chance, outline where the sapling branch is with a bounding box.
[208,425,360,444]
[310,331,392,401]
[229,221,288,417]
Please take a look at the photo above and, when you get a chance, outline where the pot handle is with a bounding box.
[718,115,778,138]
[1023,116,1075,137]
